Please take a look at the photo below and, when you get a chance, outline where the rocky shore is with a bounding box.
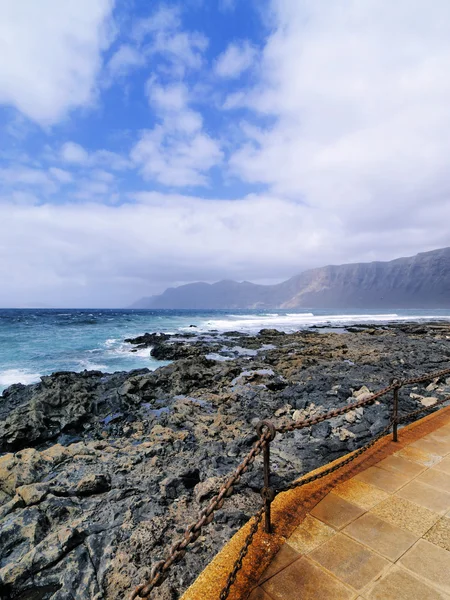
[1,322,450,600]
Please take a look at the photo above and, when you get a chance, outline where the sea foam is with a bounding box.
[0,369,41,388]
[198,312,447,333]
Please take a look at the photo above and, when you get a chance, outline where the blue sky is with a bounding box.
[1,0,450,307]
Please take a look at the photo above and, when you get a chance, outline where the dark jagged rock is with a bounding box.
[1,323,450,599]
[125,332,172,346]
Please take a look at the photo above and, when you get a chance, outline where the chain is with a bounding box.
[402,366,450,386]
[130,364,450,599]
[276,419,394,494]
[129,433,271,600]
[397,394,450,424]
[277,365,450,436]
[276,384,394,434]
[216,419,394,599]
[219,507,265,600]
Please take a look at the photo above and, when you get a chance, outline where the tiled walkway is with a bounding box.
[250,423,450,600]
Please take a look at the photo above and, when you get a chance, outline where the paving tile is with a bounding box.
[262,555,355,600]
[353,466,412,493]
[333,479,390,510]
[398,539,450,593]
[343,512,418,561]
[397,480,450,514]
[409,437,450,457]
[396,446,442,467]
[370,496,440,536]
[248,588,273,600]
[416,469,450,493]
[365,565,448,600]
[309,533,389,591]
[427,430,450,443]
[310,493,365,530]
[424,516,450,552]
[287,514,335,555]
[376,454,427,477]
[435,456,450,475]
[257,543,300,585]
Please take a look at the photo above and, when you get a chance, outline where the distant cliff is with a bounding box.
[131,247,450,309]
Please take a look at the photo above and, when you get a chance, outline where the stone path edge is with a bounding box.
[180,405,450,600]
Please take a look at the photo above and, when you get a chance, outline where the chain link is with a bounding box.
[130,364,450,600]
[402,366,450,386]
[276,365,450,435]
[276,384,395,434]
[129,432,271,599]
[275,419,394,494]
[397,394,450,424]
[219,507,265,600]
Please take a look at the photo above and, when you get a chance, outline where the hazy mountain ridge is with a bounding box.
[132,247,450,309]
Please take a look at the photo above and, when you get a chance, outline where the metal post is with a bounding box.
[392,379,400,442]
[255,420,276,534]
[262,440,272,533]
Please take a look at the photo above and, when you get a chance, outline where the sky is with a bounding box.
[1,0,450,307]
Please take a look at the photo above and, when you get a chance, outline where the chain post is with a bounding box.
[391,378,400,442]
[255,420,276,534]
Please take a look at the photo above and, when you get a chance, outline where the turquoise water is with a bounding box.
[1,308,450,393]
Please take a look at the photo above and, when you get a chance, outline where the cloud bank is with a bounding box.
[0,0,449,307]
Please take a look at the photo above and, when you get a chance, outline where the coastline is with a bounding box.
[1,322,450,599]
[2,308,450,394]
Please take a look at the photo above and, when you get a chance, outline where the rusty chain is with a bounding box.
[401,365,450,386]
[276,365,450,435]
[219,506,265,600]
[276,418,395,494]
[397,394,450,424]
[130,364,450,600]
[129,431,272,600]
[276,383,395,434]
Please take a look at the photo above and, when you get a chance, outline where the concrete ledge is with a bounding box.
[181,405,450,600]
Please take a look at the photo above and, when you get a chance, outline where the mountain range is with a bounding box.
[131,247,450,309]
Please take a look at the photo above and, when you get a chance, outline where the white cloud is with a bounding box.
[91,169,115,183]
[133,5,208,75]
[1,191,39,205]
[73,180,112,199]
[60,143,89,164]
[107,44,145,78]
[132,6,181,42]
[0,166,56,193]
[59,143,131,171]
[229,0,450,237]
[49,168,73,184]
[0,0,115,125]
[215,40,257,78]
[131,82,222,187]
[3,0,450,308]
[0,193,447,307]
[92,150,132,171]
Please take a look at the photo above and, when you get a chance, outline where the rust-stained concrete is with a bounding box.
[181,405,450,600]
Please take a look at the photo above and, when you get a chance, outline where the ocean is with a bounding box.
[1,307,450,393]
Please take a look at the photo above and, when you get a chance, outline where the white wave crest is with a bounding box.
[196,312,447,333]
[77,360,108,371]
[0,369,41,388]
[104,339,151,359]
